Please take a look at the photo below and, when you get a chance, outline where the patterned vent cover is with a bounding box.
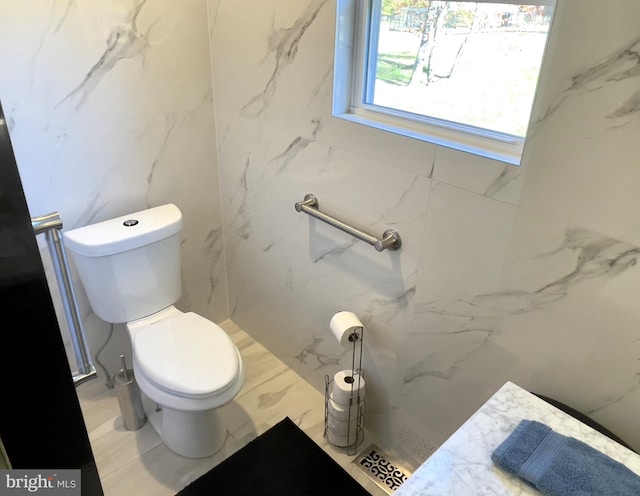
[353,444,411,494]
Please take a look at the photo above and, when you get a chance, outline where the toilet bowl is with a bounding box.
[63,204,245,458]
[128,306,245,458]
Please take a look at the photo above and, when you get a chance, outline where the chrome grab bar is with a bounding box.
[31,212,97,387]
[294,194,401,252]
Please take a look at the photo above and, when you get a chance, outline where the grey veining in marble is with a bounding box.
[58,0,150,111]
[418,227,640,324]
[540,36,640,125]
[483,164,520,198]
[241,0,330,116]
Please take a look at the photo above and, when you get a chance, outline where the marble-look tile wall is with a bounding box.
[209,0,640,459]
[0,0,227,378]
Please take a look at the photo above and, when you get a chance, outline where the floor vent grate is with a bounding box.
[352,444,412,494]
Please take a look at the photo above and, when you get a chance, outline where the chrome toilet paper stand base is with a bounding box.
[324,326,365,455]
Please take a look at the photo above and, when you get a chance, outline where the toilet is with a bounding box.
[64,203,245,458]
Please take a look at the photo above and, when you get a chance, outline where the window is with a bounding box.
[333,0,556,165]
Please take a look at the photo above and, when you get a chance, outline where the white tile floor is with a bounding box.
[77,320,390,496]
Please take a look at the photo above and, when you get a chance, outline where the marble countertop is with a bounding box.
[395,381,640,495]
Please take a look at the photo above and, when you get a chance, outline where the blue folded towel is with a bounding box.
[492,419,640,495]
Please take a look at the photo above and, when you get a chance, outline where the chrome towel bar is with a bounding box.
[294,194,401,252]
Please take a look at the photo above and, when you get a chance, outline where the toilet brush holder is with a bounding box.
[114,355,146,431]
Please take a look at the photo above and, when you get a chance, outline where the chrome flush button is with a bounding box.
[123,219,139,227]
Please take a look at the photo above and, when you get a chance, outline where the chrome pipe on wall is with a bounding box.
[32,212,96,386]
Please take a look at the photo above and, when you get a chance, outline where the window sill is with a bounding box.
[333,109,523,166]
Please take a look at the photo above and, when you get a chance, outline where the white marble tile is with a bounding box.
[317,117,438,179]
[403,182,640,447]
[209,0,333,122]
[0,0,213,135]
[395,382,640,496]
[518,0,640,244]
[224,230,353,381]
[433,146,524,205]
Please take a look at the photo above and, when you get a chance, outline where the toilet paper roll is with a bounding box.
[327,413,359,435]
[328,395,365,422]
[330,311,363,348]
[327,428,359,448]
[332,369,366,405]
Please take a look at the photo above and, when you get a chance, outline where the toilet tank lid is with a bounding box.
[64,204,183,257]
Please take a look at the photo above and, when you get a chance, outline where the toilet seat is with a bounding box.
[132,311,240,399]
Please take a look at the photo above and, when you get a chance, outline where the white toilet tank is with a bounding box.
[64,204,184,324]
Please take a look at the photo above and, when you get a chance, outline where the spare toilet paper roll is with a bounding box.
[330,311,363,347]
[327,428,358,448]
[327,412,359,434]
[328,396,365,422]
[332,369,366,405]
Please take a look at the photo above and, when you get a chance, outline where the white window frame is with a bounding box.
[333,0,556,165]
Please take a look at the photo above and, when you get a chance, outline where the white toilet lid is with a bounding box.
[133,312,239,398]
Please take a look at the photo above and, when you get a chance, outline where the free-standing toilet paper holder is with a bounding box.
[324,323,365,455]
